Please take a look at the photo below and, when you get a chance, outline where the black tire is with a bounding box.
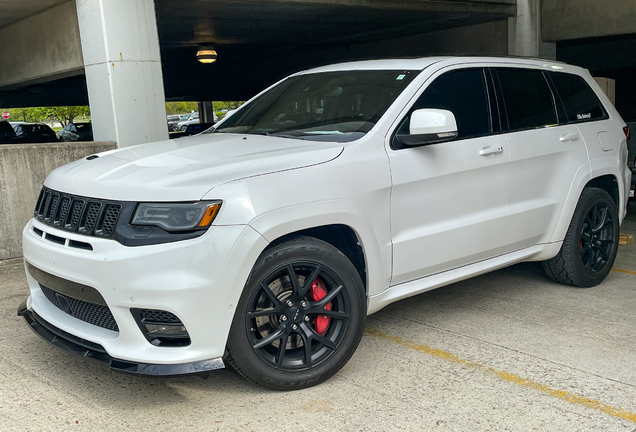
[543,187,619,287]
[226,236,366,390]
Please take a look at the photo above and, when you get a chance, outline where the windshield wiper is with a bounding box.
[259,131,307,140]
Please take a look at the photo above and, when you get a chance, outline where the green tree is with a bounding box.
[0,107,47,123]
[46,106,90,126]
[223,101,243,110]
[165,102,198,115]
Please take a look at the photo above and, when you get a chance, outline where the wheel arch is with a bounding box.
[249,199,391,299]
[549,167,624,244]
[586,174,620,206]
[267,224,367,293]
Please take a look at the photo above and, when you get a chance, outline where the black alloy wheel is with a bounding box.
[246,262,350,371]
[543,187,619,287]
[578,202,615,274]
[227,236,365,390]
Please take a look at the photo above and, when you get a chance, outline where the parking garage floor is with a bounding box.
[1,211,636,431]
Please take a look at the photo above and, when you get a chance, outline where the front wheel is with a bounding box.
[226,236,366,390]
[543,187,619,287]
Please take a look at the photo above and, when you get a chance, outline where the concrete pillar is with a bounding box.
[508,0,556,60]
[75,0,168,147]
[198,102,216,124]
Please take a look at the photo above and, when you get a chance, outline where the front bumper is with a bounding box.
[22,217,268,369]
[17,298,224,375]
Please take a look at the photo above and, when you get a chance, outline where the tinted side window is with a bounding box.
[549,72,607,123]
[496,69,557,131]
[398,69,491,140]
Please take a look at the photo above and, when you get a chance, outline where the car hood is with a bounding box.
[45,133,344,201]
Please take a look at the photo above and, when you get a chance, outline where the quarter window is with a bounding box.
[549,72,607,123]
[496,69,557,131]
[396,68,491,141]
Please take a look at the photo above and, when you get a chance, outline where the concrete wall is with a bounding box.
[543,0,636,42]
[314,19,509,62]
[0,1,84,90]
[0,141,116,260]
[354,20,509,57]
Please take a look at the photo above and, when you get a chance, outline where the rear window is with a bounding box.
[0,121,13,133]
[496,68,557,131]
[549,72,607,123]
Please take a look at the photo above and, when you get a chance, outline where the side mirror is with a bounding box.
[396,108,458,147]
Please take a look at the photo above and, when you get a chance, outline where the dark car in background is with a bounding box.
[13,123,59,143]
[57,123,93,142]
[0,120,17,144]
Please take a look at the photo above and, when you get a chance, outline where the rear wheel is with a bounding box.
[543,187,619,287]
[226,236,365,390]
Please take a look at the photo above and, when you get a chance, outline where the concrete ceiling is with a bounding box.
[0,0,67,29]
[0,0,516,105]
[156,0,515,100]
[155,0,515,49]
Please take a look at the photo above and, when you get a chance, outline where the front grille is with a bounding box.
[34,186,123,238]
[40,284,119,332]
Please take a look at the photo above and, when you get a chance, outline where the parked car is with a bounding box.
[19,57,631,391]
[176,111,219,131]
[630,154,635,203]
[169,123,215,139]
[167,115,182,131]
[57,123,93,142]
[176,112,199,131]
[0,120,17,143]
[13,123,59,143]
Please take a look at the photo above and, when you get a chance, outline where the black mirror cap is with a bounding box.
[394,131,458,148]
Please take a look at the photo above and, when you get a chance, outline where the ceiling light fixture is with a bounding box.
[197,49,218,64]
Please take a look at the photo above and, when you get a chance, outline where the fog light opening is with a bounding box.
[131,309,191,347]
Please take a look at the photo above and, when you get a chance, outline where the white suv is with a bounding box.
[19,57,631,390]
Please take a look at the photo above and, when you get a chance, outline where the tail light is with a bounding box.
[624,126,631,143]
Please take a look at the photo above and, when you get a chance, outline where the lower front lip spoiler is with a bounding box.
[17,298,224,376]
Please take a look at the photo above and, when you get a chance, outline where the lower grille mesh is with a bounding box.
[40,284,119,332]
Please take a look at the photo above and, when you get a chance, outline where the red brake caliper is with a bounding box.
[309,277,331,335]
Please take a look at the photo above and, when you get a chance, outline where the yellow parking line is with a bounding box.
[612,268,636,276]
[365,327,636,424]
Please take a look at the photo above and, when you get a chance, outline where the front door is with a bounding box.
[388,68,511,286]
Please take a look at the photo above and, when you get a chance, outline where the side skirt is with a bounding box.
[367,243,561,315]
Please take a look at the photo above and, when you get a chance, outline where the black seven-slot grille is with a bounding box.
[34,186,122,238]
[40,284,119,332]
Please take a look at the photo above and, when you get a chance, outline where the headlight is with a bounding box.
[131,201,221,232]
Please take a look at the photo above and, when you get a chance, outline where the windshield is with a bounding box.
[213,70,419,142]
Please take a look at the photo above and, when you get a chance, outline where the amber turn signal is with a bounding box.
[198,203,221,227]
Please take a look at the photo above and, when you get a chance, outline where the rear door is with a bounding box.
[388,67,511,285]
[493,67,590,249]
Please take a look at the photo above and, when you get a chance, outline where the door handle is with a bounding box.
[479,146,504,156]
[560,133,580,142]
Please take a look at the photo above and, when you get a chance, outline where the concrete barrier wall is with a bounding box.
[0,141,117,260]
